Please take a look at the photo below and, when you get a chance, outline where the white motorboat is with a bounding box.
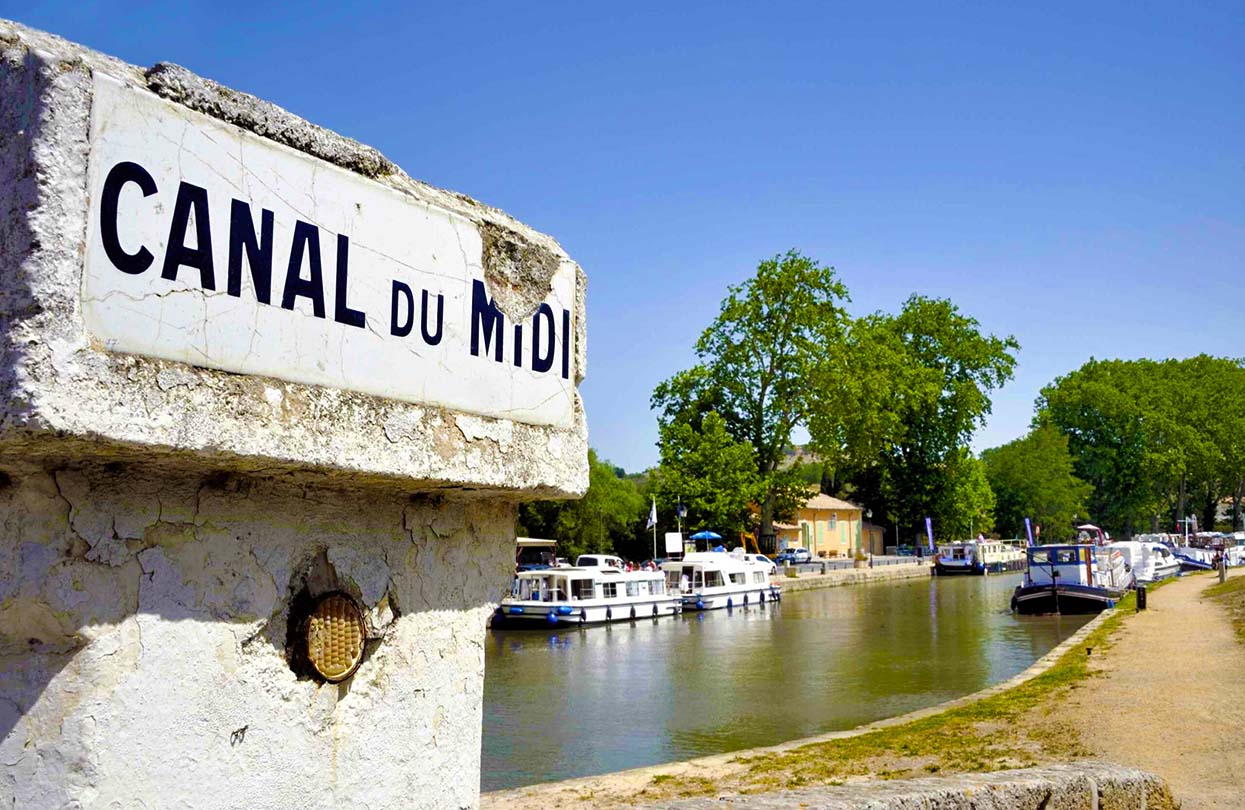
[662,550,780,611]
[1012,544,1133,615]
[496,566,681,626]
[934,539,1025,575]
[1106,540,1181,583]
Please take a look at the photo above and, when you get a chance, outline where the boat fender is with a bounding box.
[630,606,636,621]
[509,606,524,615]
[558,605,574,616]
[652,604,659,617]
[743,593,748,606]
[606,606,612,621]
[579,608,587,624]
[726,597,733,609]
[696,599,705,610]
[546,611,558,625]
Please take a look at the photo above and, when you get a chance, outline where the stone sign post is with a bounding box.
[0,20,587,809]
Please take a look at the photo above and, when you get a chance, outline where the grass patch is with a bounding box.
[717,594,1137,793]
[1204,573,1245,641]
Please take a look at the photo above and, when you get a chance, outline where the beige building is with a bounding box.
[775,493,865,558]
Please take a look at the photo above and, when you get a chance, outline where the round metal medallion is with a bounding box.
[304,593,366,683]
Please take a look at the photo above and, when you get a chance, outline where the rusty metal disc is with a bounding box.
[304,593,366,683]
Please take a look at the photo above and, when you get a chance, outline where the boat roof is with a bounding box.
[516,537,556,548]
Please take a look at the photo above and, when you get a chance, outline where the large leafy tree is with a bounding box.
[1037,355,1245,535]
[817,295,1017,540]
[982,424,1092,541]
[934,449,996,539]
[517,449,646,561]
[650,412,762,538]
[652,250,850,543]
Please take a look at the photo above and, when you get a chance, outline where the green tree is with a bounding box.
[652,250,850,544]
[934,449,996,539]
[651,411,762,538]
[517,449,646,561]
[819,295,1017,539]
[982,424,1091,541]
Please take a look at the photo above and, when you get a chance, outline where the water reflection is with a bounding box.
[482,573,1084,791]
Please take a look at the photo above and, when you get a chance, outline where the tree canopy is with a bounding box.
[982,424,1091,542]
[652,250,850,542]
[1037,355,1245,534]
[517,449,645,561]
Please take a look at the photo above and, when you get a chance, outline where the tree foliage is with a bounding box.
[982,424,1091,541]
[650,412,762,537]
[517,449,645,561]
[1037,355,1245,534]
[812,295,1017,540]
[652,250,850,539]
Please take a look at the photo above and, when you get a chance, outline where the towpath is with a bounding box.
[1060,570,1245,809]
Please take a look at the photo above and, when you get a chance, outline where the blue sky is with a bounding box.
[11,2,1244,473]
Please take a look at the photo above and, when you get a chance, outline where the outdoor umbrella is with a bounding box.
[689,531,722,541]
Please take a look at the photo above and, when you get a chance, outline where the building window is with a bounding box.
[830,514,838,531]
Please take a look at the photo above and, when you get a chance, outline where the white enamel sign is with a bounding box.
[83,74,576,428]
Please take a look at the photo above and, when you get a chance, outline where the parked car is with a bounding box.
[775,548,812,565]
[744,553,777,574]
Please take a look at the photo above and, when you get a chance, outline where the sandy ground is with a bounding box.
[1059,571,1245,809]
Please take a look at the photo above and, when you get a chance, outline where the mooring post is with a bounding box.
[0,20,588,810]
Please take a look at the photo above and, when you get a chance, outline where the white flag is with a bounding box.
[646,498,657,530]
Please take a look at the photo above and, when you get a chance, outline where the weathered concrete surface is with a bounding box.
[655,763,1177,809]
[0,18,588,499]
[0,460,518,809]
[775,563,932,593]
[0,18,590,810]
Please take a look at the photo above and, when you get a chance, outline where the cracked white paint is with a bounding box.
[0,464,517,810]
[83,74,577,429]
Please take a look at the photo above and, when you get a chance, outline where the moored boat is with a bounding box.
[934,539,1026,575]
[1012,544,1133,615]
[1106,540,1182,583]
[497,566,681,626]
[661,550,780,611]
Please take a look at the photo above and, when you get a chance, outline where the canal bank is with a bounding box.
[482,597,1112,810]
[775,561,932,593]
[482,573,1085,792]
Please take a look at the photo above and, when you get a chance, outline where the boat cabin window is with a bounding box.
[1054,548,1085,564]
[602,582,618,598]
[571,579,594,600]
[626,581,639,597]
[703,571,725,588]
[730,573,745,585]
[651,579,665,595]
[753,571,766,584]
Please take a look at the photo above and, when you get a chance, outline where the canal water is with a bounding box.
[481,572,1088,791]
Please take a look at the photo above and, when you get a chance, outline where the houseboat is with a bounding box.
[1011,544,1133,615]
[661,551,780,611]
[934,539,1025,575]
[1106,540,1181,583]
[496,566,681,626]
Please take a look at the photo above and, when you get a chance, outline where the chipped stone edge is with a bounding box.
[0,18,589,498]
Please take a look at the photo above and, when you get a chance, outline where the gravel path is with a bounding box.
[1062,571,1245,809]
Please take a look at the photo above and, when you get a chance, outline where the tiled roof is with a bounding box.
[803,493,861,512]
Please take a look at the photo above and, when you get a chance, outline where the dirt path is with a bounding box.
[1060,571,1245,809]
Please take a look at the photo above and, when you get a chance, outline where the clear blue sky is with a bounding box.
[11,2,1244,473]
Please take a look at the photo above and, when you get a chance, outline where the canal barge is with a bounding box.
[497,566,681,626]
[934,539,1025,575]
[1011,544,1133,615]
[661,551,780,611]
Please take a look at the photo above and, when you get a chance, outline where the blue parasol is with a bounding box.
[690,530,722,541]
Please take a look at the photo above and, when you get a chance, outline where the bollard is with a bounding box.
[821,561,828,575]
[785,563,799,579]
[1136,585,1147,611]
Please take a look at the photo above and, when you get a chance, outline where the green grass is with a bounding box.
[1204,573,1245,641]
[643,593,1138,797]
